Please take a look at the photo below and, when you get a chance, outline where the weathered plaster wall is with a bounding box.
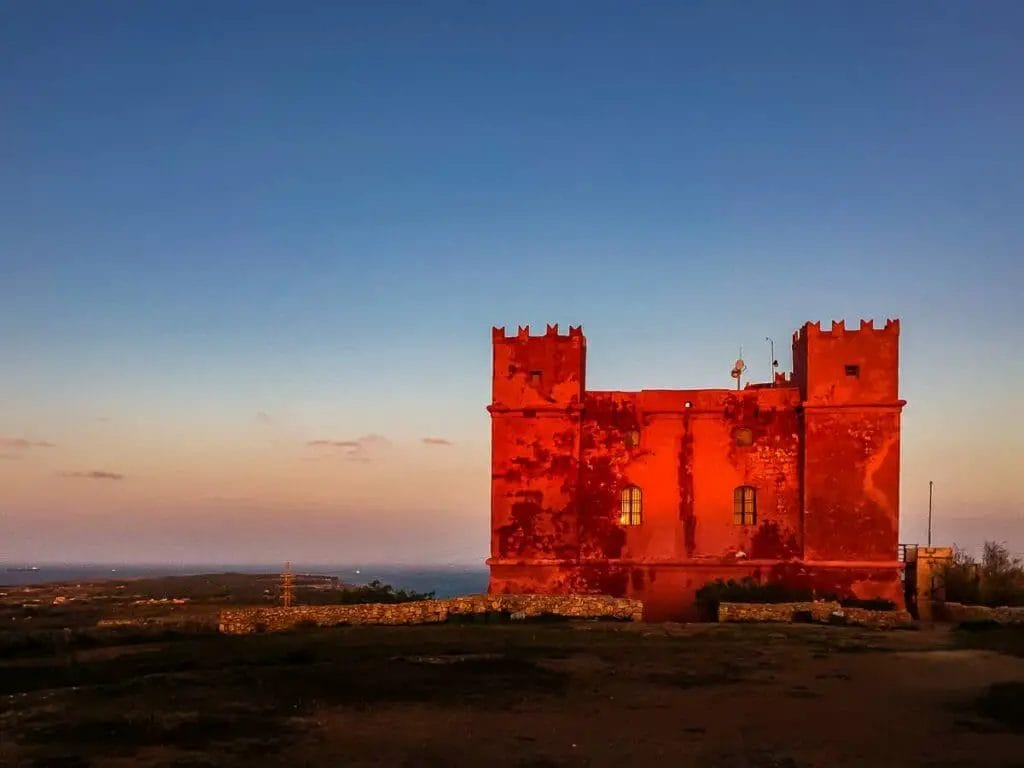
[491,412,580,561]
[802,410,901,561]
[685,389,802,561]
[572,387,802,564]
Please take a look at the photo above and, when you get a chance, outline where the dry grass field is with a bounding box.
[1,617,1022,767]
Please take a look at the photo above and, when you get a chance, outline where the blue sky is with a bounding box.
[1,2,1021,563]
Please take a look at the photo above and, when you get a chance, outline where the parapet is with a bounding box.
[492,324,585,342]
[792,318,899,343]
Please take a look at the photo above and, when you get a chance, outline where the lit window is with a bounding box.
[733,486,756,525]
[734,427,753,447]
[619,485,642,526]
[529,370,542,386]
[844,364,860,377]
[626,430,640,448]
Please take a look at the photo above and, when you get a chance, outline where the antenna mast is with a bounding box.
[765,337,778,387]
[927,481,933,547]
[730,347,747,391]
[281,561,294,608]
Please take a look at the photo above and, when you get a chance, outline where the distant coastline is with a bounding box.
[0,563,488,598]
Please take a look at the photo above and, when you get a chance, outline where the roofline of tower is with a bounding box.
[793,318,900,343]
[492,324,584,341]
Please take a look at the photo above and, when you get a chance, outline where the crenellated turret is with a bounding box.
[491,324,586,412]
[792,318,900,406]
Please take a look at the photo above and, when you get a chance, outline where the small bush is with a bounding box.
[941,547,982,604]
[298,580,434,606]
[694,578,813,621]
[941,542,1024,607]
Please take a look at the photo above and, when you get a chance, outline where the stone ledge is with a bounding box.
[218,594,644,634]
[718,601,912,628]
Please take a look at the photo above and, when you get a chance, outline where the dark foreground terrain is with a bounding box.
[1,619,1023,767]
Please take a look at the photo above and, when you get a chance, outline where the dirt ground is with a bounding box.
[1,621,1022,767]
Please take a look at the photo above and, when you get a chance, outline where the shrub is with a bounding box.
[694,578,813,621]
[979,542,1024,607]
[941,546,981,604]
[941,542,1024,607]
[298,580,434,606]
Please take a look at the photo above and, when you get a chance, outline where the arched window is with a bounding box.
[733,486,756,525]
[620,485,643,526]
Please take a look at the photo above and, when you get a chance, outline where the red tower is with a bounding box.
[488,319,906,620]
[489,325,585,585]
[793,319,905,600]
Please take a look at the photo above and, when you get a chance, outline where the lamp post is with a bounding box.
[927,481,933,547]
[765,337,778,386]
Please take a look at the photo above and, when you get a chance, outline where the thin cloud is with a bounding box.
[306,434,389,462]
[422,437,454,446]
[0,438,56,450]
[60,470,125,481]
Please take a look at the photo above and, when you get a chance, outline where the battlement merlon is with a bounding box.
[491,324,586,342]
[792,318,900,343]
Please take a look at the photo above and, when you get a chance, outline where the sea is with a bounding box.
[0,563,489,598]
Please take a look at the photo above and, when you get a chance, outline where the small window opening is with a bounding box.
[733,427,753,447]
[733,486,757,525]
[626,430,641,448]
[844,364,860,377]
[529,370,542,386]
[619,485,642,526]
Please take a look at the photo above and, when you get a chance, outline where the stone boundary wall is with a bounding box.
[219,594,643,634]
[942,602,1024,625]
[718,601,913,629]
